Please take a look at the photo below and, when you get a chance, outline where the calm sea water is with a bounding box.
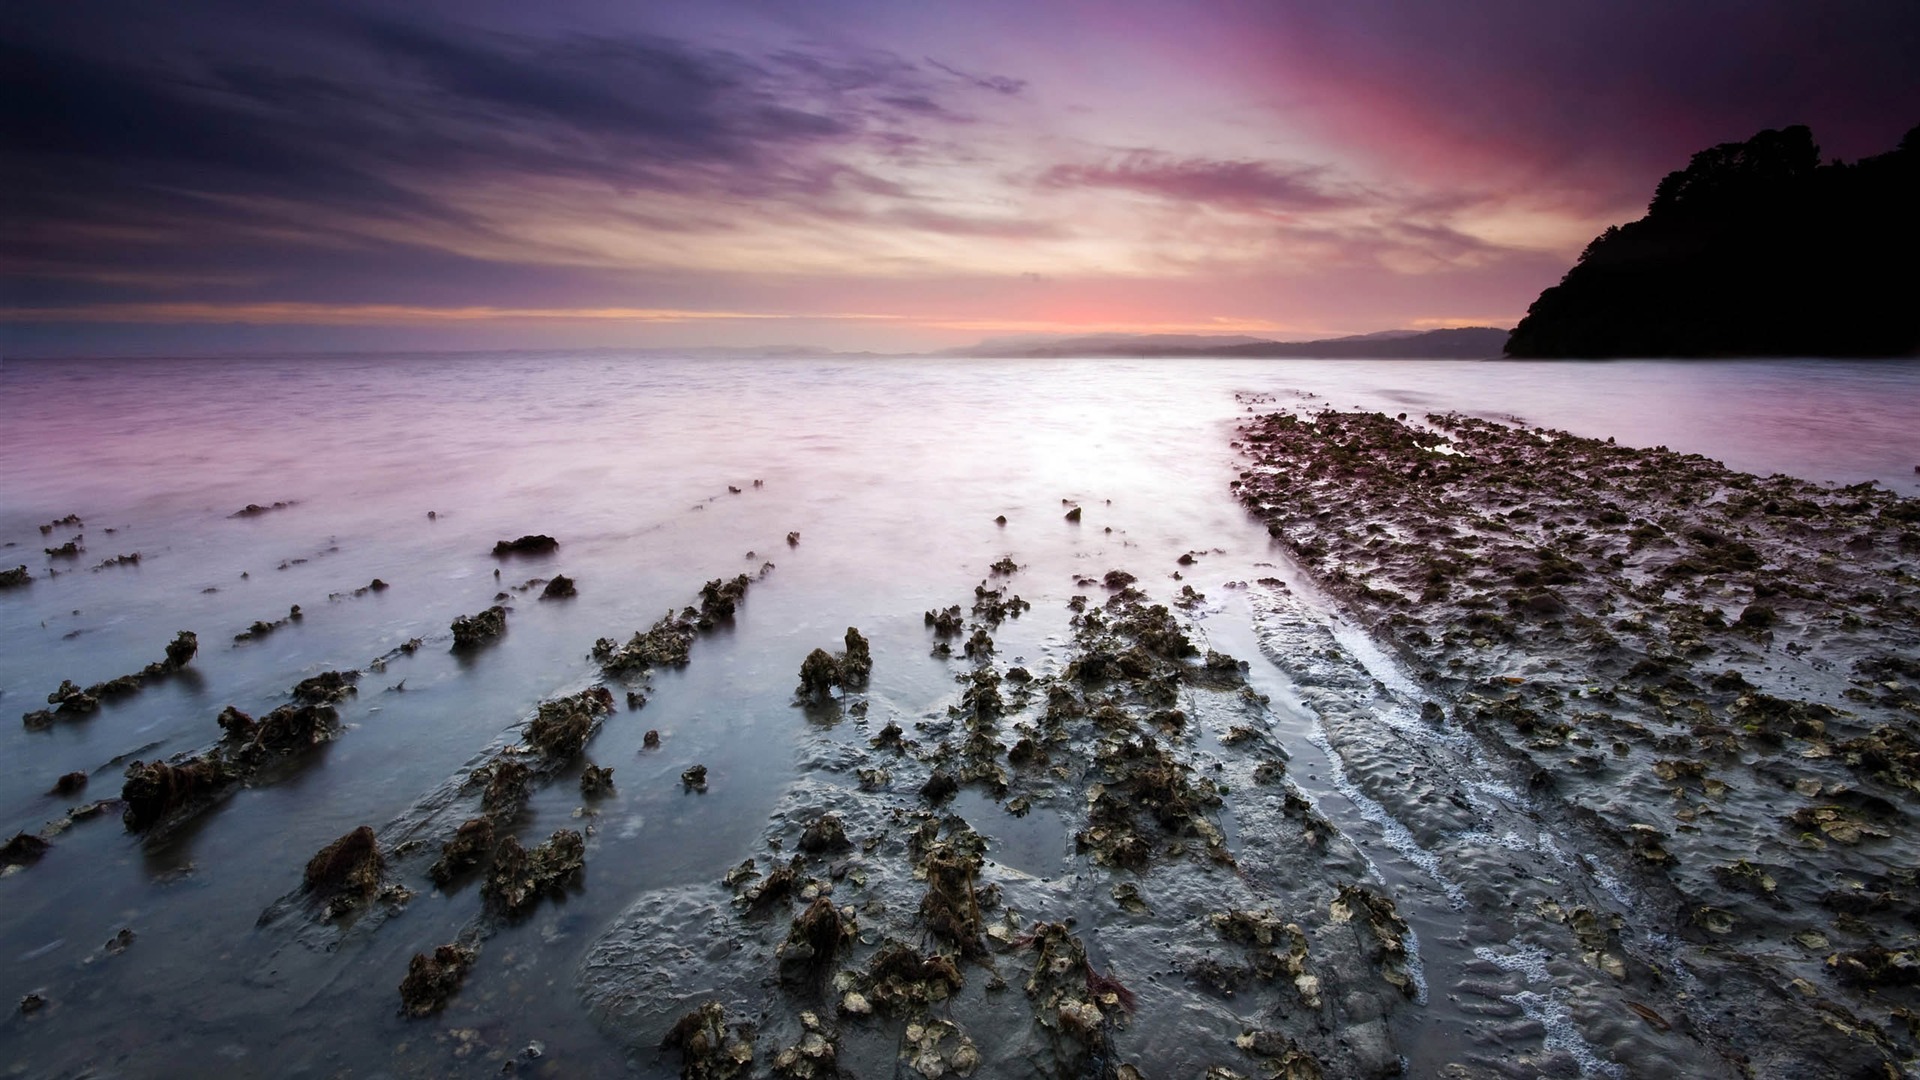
[0,353,1915,1076]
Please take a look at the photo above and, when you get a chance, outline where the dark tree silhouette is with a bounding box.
[1506,124,1920,358]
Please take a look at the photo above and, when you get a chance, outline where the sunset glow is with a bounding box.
[4,0,1916,353]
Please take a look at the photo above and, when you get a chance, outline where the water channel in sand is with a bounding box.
[1,353,1916,1075]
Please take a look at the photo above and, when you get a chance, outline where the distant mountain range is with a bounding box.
[1508,124,1920,358]
[941,326,1508,359]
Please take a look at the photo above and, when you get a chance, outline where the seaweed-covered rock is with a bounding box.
[451,605,508,649]
[242,703,341,755]
[303,825,384,914]
[1,832,51,868]
[697,574,752,627]
[919,769,959,802]
[777,896,855,983]
[526,686,615,759]
[919,831,986,956]
[1330,885,1416,998]
[595,612,696,674]
[682,764,709,791]
[540,574,577,599]
[399,943,477,1017]
[795,629,873,702]
[479,760,532,818]
[50,771,87,796]
[0,565,30,588]
[291,670,358,705]
[737,855,803,914]
[854,943,965,1015]
[1024,921,1129,1060]
[798,813,850,855]
[121,756,232,831]
[924,605,964,637]
[770,1011,838,1079]
[492,535,559,557]
[216,706,256,740]
[662,1000,755,1080]
[483,830,585,917]
[841,627,872,687]
[580,763,615,796]
[796,649,842,703]
[47,680,98,715]
[430,817,497,886]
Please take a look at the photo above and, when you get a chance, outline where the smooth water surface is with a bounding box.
[0,353,1915,1076]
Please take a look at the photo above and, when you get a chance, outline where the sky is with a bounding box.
[4,0,1917,355]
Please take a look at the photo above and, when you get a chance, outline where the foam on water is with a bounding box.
[1474,941,1626,1079]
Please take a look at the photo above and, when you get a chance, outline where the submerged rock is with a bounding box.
[230,501,292,518]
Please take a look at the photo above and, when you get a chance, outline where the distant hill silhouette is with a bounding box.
[1507,124,1920,358]
[1201,326,1509,359]
[950,326,1509,359]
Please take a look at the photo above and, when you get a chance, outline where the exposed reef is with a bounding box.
[119,662,356,837]
[1234,404,1920,1074]
[21,631,199,730]
[580,567,1413,1078]
[595,572,765,676]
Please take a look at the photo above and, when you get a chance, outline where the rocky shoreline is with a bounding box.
[577,567,1420,1079]
[1232,402,1920,1077]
